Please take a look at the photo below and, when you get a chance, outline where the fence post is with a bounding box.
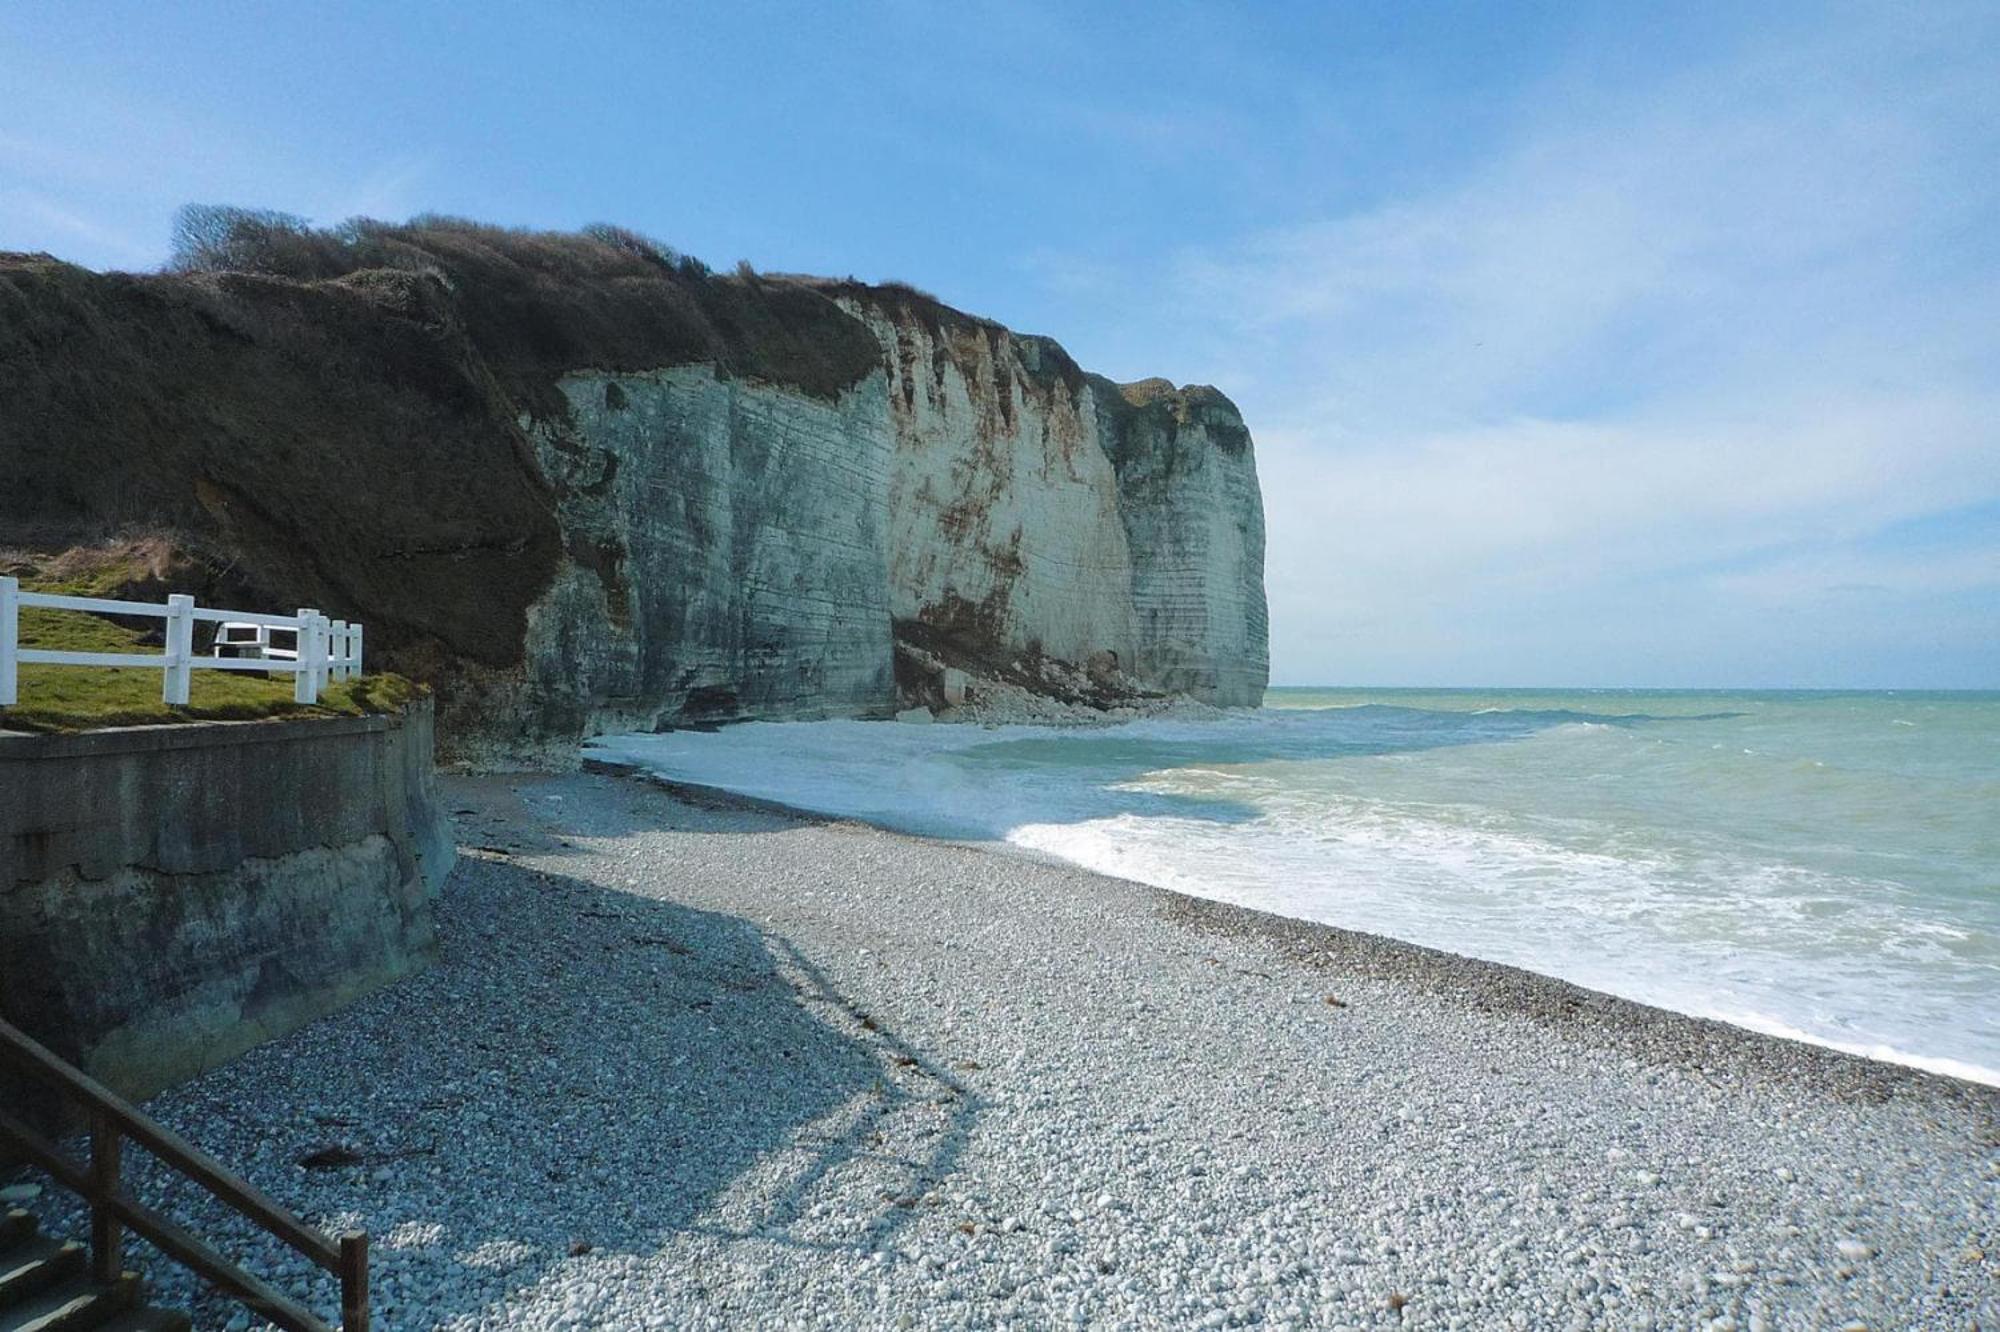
[0,575,17,708]
[340,1230,370,1332]
[162,593,195,705]
[294,609,320,704]
[311,613,330,700]
[351,622,364,679]
[89,1108,124,1283]
[331,619,351,682]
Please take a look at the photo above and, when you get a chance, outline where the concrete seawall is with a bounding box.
[0,700,453,1104]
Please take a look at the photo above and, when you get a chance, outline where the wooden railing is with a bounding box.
[0,576,363,709]
[0,1017,368,1332]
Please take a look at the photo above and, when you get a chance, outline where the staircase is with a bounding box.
[0,1209,187,1332]
[1,1014,365,1331]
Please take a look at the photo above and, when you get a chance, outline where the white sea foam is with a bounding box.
[589,692,2000,1085]
[1706,1009,2000,1086]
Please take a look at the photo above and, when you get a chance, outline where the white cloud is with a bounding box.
[1709,544,2000,606]
[1160,9,2000,686]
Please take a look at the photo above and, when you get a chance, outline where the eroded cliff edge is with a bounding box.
[0,221,1267,757]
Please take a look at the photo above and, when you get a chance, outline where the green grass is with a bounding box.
[3,580,421,733]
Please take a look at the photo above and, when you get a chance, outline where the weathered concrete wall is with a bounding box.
[0,702,452,1104]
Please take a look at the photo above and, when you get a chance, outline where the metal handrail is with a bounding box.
[0,1017,367,1332]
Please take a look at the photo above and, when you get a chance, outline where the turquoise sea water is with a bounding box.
[593,689,2000,1083]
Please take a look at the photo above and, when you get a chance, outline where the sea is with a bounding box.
[589,688,2000,1085]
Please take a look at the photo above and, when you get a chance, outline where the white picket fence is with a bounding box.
[0,576,362,709]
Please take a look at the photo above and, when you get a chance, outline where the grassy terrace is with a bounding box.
[2,575,419,734]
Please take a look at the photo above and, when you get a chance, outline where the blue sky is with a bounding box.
[3,1,1995,687]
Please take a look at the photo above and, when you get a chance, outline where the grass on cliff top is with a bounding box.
[2,578,421,734]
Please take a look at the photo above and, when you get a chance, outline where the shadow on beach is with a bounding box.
[21,844,979,1328]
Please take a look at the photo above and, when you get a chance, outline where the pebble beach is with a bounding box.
[40,767,1999,1330]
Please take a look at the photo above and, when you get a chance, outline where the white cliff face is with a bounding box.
[498,293,1266,743]
[1100,380,1270,707]
[844,295,1269,709]
[843,301,1143,672]
[514,364,898,741]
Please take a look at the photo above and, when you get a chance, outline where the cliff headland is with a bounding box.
[0,217,1267,758]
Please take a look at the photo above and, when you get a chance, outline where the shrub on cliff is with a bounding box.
[578,223,711,278]
[154,208,878,411]
[168,204,404,280]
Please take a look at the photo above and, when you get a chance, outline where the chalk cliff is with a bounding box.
[832,287,1266,709]
[0,220,1266,756]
